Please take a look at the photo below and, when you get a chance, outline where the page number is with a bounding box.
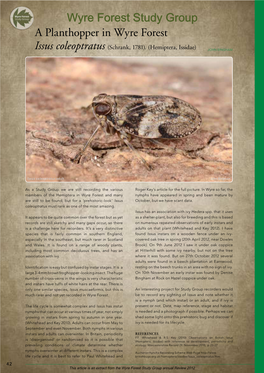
[6,362,12,366]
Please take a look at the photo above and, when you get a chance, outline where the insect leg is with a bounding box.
[148,139,188,157]
[73,125,101,163]
[121,135,152,171]
[147,139,175,151]
[109,124,116,136]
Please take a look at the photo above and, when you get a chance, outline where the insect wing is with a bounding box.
[114,95,202,139]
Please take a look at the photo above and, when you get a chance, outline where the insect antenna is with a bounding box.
[81,103,93,111]
[80,103,94,120]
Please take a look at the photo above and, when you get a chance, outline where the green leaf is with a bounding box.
[13,8,32,27]
[13,8,19,27]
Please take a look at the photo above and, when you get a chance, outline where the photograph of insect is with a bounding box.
[26,57,232,182]
[74,93,202,171]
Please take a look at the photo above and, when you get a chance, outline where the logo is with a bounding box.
[10,7,34,30]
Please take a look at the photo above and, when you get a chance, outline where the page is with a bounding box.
[1,1,254,373]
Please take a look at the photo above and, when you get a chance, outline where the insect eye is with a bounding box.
[95,103,111,115]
